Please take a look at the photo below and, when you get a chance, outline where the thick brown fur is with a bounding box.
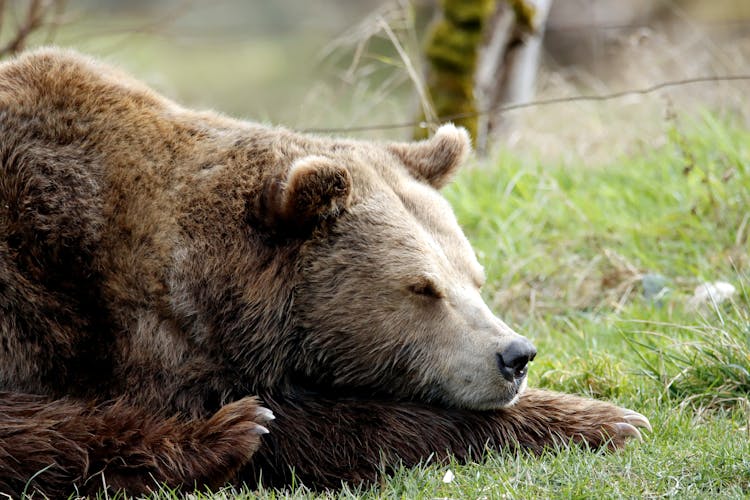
[0,48,649,497]
[0,392,267,496]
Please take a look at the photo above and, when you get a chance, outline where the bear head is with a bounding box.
[248,125,537,410]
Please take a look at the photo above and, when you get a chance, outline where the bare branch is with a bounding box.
[0,0,67,60]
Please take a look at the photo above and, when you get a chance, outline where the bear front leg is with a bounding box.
[89,396,275,496]
[0,392,274,498]
[497,388,651,452]
[244,389,650,490]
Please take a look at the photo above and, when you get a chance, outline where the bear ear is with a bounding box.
[262,155,352,233]
[387,124,471,189]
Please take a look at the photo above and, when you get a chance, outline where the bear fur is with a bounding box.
[0,48,650,497]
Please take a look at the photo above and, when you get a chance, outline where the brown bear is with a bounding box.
[0,48,651,497]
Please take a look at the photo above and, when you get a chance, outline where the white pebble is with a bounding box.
[442,469,455,483]
[687,281,736,309]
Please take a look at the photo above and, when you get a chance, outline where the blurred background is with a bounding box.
[1,0,749,163]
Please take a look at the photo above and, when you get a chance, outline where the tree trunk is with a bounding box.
[417,0,553,153]
[415,0,496,143]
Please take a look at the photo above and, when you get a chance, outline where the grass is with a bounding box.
[445,112,750,498]
[131,113,750,499]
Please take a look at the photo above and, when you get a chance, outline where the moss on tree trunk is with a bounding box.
[415,0,495,143]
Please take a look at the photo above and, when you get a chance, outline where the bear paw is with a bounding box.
[581,401,653,450]
[202,397,274,441]
[508,389,653,451]
[181,397,275,487]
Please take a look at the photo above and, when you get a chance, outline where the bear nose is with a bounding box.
[496,338,537,382]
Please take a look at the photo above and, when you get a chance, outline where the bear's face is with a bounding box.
[288,125,535,410]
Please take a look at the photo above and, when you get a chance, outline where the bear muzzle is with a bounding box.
[496,338,537,383]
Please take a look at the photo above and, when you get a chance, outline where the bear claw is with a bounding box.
[622,410,652,432]
[614,422,643,441]
[253,406,274,435]
[612,409,652,443]
[255,406,275,423]
[252,424,270,435]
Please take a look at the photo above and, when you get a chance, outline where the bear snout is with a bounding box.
[496,338,537,382]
